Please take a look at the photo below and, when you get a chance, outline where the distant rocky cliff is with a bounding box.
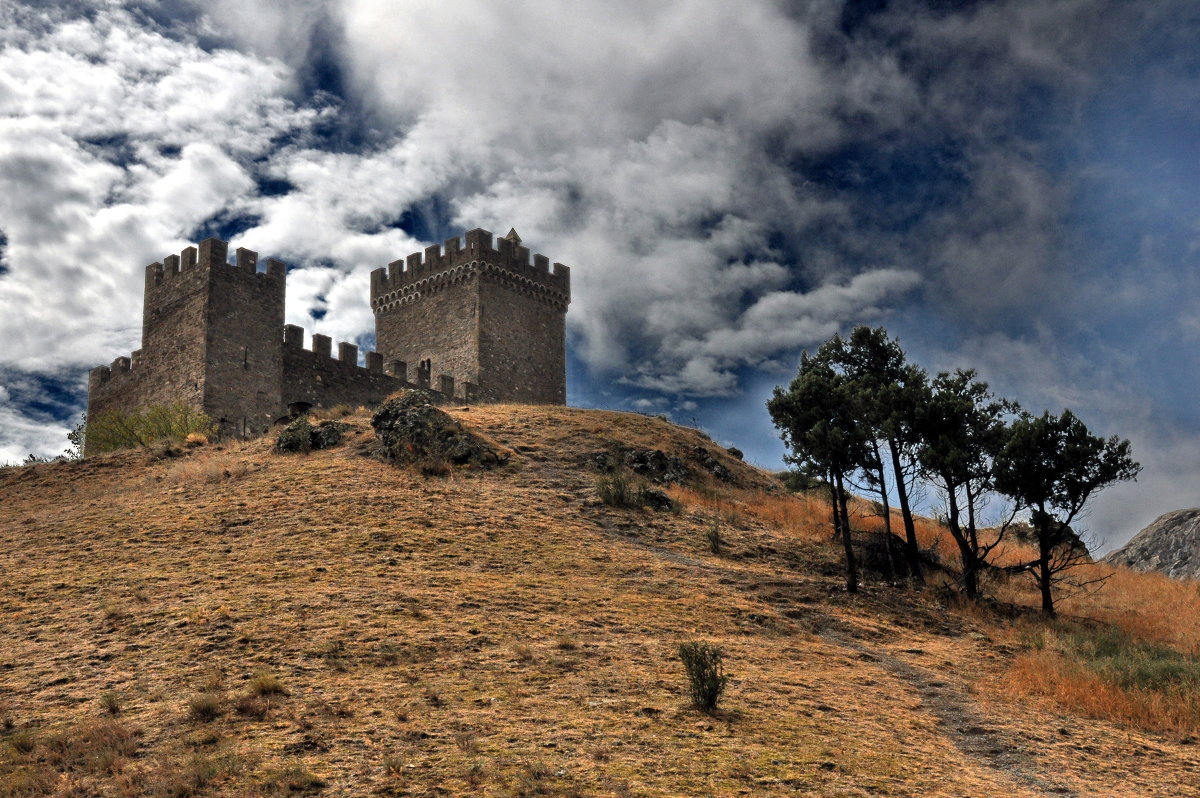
[1104,509,1200,579]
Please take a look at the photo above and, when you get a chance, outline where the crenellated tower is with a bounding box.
[88,238,287,445]
[370,228,571,404]
[86,226,571,453]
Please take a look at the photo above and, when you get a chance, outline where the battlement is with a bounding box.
[281,325,473,403]
[88,221,567,453]
[369,228,571,311]
[144,238,286,294]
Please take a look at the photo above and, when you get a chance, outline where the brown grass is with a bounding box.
[2,404,1199,795]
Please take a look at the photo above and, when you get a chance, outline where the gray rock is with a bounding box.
[1104,509,1200,579]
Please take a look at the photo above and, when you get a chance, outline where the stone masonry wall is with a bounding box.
[370,228,570,404]
[282,328,403,411]
[87,243,215,450]
[202,246,287,439]
[477,274,567,403]
[88,226,569,454]
[372,276,482,394]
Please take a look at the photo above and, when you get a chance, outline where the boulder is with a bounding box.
[1104,509,1200,580]
[371,391,507,468]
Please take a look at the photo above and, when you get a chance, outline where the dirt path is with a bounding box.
[817,623,1076,797]
[601,524,1078,796]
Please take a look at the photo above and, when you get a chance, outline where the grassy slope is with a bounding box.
[2,405,1199,797]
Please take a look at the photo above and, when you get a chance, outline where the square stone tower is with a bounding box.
[369,228,571,404]
[87,238,287,445]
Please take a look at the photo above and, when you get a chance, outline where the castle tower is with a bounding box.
[369,228,571,403]
[87,238,286,447]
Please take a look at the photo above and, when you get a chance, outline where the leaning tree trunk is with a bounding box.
[888,438,923,584]
[827,470,842,541]
[835,472,859,594]
[1037,505,1056,616]
[947,488,980,598]
[871,439,898,582]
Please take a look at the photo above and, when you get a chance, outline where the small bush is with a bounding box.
[596,468,645,508]
[678,640,730,712]
[383,754,405,776]
[183,432,208,448]
[188,694,221,722]
[511,644,534,663]
[84,403,216,455]
[100,691,121,715]
[705,522,722,555]
[275,418,313,454]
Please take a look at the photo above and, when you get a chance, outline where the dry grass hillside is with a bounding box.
[4,404,1200,797]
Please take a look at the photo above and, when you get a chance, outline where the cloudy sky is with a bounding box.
[1,0,1197,550]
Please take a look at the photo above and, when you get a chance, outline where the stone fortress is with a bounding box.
[86,228,571,448]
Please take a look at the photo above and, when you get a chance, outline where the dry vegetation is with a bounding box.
[3,404,1200,796]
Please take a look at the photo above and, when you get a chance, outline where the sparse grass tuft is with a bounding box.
[248,672,287,697]
[382,753,405,777]
[678,640,730,712]
[595,468,645,508]
[188,694,222,722]
[259,762,325,794]
[100,691,121,715]
[705,522,722,555]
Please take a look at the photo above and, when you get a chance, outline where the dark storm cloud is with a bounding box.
[1,1,1197,547]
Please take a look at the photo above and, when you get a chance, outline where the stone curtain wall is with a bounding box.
[87,227,569,452]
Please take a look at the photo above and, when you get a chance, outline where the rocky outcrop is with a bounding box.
[371,390,508,468]
[1103,509,1200,579]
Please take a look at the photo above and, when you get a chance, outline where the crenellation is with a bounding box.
[386,360,407,381]
[198,237,228,268]
[88,225,569,454]
[236,247,257,274]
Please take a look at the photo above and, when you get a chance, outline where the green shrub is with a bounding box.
[678,640,729,711]
[275,417,313,454]
[83,403,216,455]
[1049,626,1200,692]
[596,468,645,508]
